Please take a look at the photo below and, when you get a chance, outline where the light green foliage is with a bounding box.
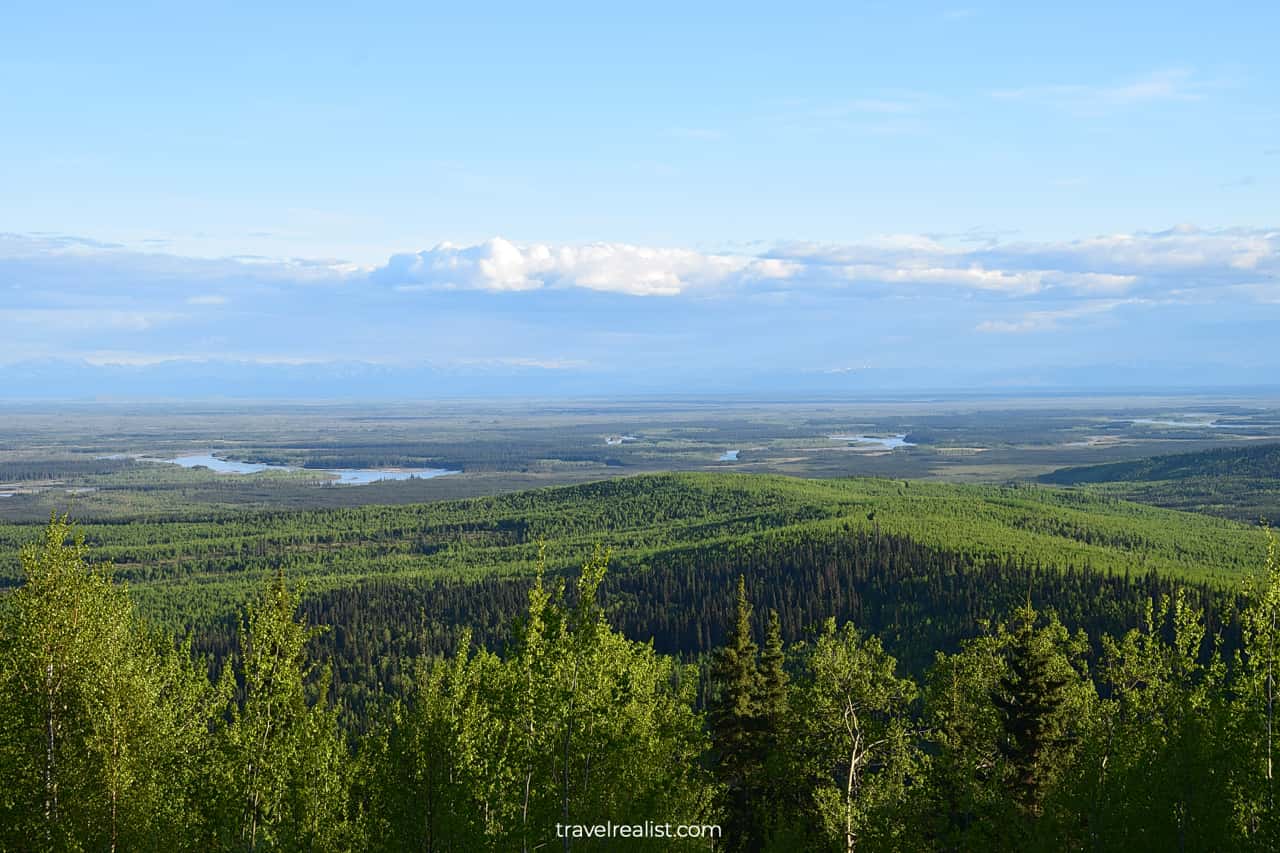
[359,548,716,851]
[0,515,219,852]
[6,508,1280,850]
[1048,592,1237,851]
[204,571,351,851]
[918,632,1010,849]
[1043,442,1280,523]
[789,619,919,853]
[1233,529,1280,846]
[355,633,506,849]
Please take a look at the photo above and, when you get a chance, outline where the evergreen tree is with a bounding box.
[759,610,789,733]
[756,609,797,845]
[709,576,764,851]
[918,607,1094,850]
[7,506,1280,850]
[992,607,1072,816]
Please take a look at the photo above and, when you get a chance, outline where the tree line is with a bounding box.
[257,526,1238,726]
[1,516,1278,850]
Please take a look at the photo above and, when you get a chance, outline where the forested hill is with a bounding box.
[0,473,1263,606]
[1041,442,1280,484]
[6,514,1280,850]
[1039,444,1280,523]
[0,472,1269,732]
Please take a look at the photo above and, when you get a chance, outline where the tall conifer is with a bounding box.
[709,576,764,851]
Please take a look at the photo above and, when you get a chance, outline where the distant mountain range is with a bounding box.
[3,358,1278,401]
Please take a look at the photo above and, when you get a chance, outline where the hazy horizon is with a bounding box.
[4,2,1278,398]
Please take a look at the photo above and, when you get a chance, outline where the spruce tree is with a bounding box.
[991,607,1071,817]
[759,610,788,733]
[757,609,797,841]
[709,576,764,851]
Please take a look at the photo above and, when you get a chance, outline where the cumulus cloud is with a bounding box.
[370,233,1149,298]
[1,226,1278,382]
[371,237,799,296]
[837,263,1045,293]
[4,227,1277,309]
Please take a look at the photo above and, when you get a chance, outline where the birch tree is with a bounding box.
[207,570,350,851]
[794,619,918,853]
[0,515,218,851]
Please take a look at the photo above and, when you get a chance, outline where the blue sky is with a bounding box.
[2,2,1278,395]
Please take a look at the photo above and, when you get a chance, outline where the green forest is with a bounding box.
[2,470,1279,849]
[0,473,1264,623]
[1041,442,1280,523]
[0,473,1266,727]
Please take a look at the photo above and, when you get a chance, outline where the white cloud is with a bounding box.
[1,226,1277,376]
[767,227,1275,298]
[4,226,1278,311]
[838,263,1045,293]
[372,237,799,296]
[982,226,1280,279]
[370,230,1237,299]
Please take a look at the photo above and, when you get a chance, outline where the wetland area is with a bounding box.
[2,394,1279,522]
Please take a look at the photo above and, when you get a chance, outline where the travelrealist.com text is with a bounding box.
[555,821,722,840]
